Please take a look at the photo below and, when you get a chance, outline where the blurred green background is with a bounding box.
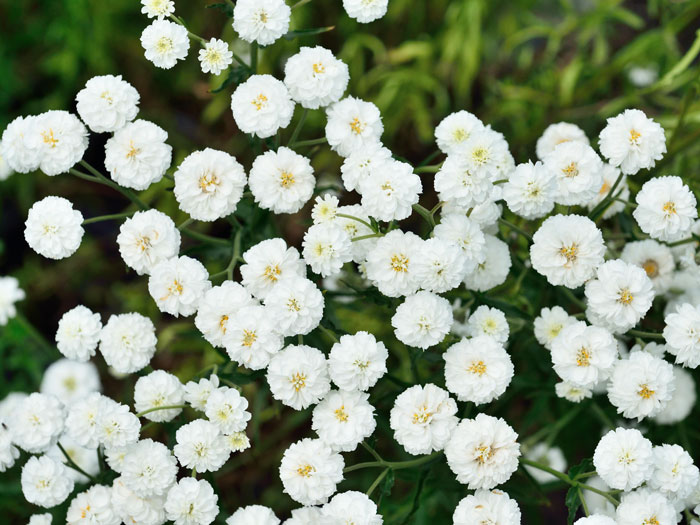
[2,0,700,523]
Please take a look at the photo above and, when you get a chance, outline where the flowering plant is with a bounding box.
[2,1,700,524]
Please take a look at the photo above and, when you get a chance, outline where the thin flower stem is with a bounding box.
[578,487,590,516]
[666,235,700,247]
[578,482,620,506]
[613,197,636,208]
[83,211,136,225]
[414,164,441,174]
[169,14,206,45]
[366,468,389,497]
[287,108,309,148]
[336,213,376,233]
[589,171,623,220]
[412,204,435,228]
[231,51,249,68]
[178,217,194,230]
[519,458,572,484]
[227,229,243,281]
[57,442,97,482]
[292,0,313,8]
[498,218,532,242]
[559,286,586,310]
[493,178,508,184]
[352,233,384,242]
[78,161,149,210]
[291,137,327,148]
[343,451,442,473]
[627,329,664,341]
[318,324,339,343]
[136,404,188,418]
[361,441,384,463]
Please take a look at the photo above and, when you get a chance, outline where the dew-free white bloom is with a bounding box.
[134,370,184,422]
[433,214,486,274]
[248,146,314,213]
[112,476,166,525]
[227,505,280,525]
[599,108,666,175]
[593,427,653,491]
[0,427,18,472]
[174,149,247,221]
[390,383,458,455]
[0,146,13,180]
[0,276,24,326]
[664,303,700,368]
[534,306,577,351]
[64,392,105,449]
[195,282,255,348]
[231,75,294,139]
[55,305,102,362]
[96,399,141,449]
[325,97,383,157]
[141,19,190,69]
[225,432,251,453]
[444,335,514,404]
[434,152,493,209]
[584,164,630,220]
[328,331,388,391]
[411,237,467,293]
[1,115,40,173]
[31,111,89,176]
[40,359,101,405]
[233,0,290,46]
[174,419,230,473]
[279,438,344,506]
[28,514,53,525]
[364,230,423,297]
[445,414,521,489]
[76,75,140,133]
[466,305,509,344]
[141,0,175,19]
[25,196,84,259]
[66,484,119,525]
[240,238,306,300]
[463,234,511,292]
[263,277,324,337]
[284,46,349,109]
[359,159,422,222]
[391,291,453,349]
[615,488,677,525]
[453,489,521,525]
[524,443,567,484]
[502,160,557,219]
[530,214,605,288]
[654,366,695,425]
[8,393,65,453]
[458,127,511,182]
[21,455,74,508]
[223,305,283,369]
[312,390,376,452]
[302,222,353,277]
[117,209,181,275]
[536,122,589,160]
[104,119,172,190]
[555,381,593,402]
[149,255,211,317]
[199,38,233,75]
[435,110,484,156]
[551,321,618,389]
[121,439,177,497]
[205,387,251,435]
[649,444,699,504]
[267,345,330,410]
[342,0,388,23]
[633,176,697,242]
[574,516,617,525]
[184,375,220,412]
[544,141,603,206]
[99,312,157,374]
[284,507,326,525]
[621,239,675,294]
[321,491,382,524]
[340,142,392,192]
[165,478,219,525]
[311,194,339,224]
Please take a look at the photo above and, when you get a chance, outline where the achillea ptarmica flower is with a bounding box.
[599,108,666,175]
[325,96,383,157]
[248,146,315,213]
[452,489,521,525]
[284,46,350,109]
[279,438,344,506]
[140,19,190,69]
[231,75,295,139]
[117,209,181,276]
[536,121,590,160]
[233,0,291,46]
[99,313,157,374]
[198,38,233,75]
[76,75,140,133]
[633,175,697,242]
[24,196,84,260]
[148,255,211,317]
[592,427,653,491]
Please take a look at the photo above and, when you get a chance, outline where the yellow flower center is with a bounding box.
[242,329,257,347]
[263,264,281,282]
[251,93,268,111]
[258,10,269,23]
[287,298,301,312]
[198,171,219,192]
[475,445,494,464]
[41,129,58,148]
[280,170,295,188]
[468,360,487,376]
[290,372,307,391]
[353,359,370,370]
[349,117,364,135]
[312,62,325,74]
[155,36,174,55]
[629,129,641,145]
[453,128,468,142]
[412,406,432,424]
[391,254,409,272]
[638,384,655,399]
[576,347,591,367]
[662,201,676,216]
[559,244,578,266]
[63,377,77,392]
[642,517,659,525]
[126,140,140,159]
[471,147,489,165]
[642,259,659,278]
[599,180,611,195]
[334,406,349,422]
[618,288,634,305]
[297,464,315,477]
[219,315,229,334]
[562,162,579,178]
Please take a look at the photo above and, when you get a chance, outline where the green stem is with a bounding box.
[578,487,590,516]
[578,482,620,506]
[414,164,441,174]
[136,404,187,418]
[291,0,312,8]
[227,230,243,281]
[559,286,586,310]
[336,213,376,233]
[318,324,339,343]
[83,211,135,225]
[412,204,435,228]
[77,161,149,211]
[666,235,699,247]
[291,137,327,148]
[498,217,532,242]
[169,14,206,45]
[366,468,389,497]
[361,441,384,463]
[627,329,664,341]
[520,458,572,484]
[57,442,97,482]
[343,451,442,473]
[287,108,309,148]
[180,227,231,246]
[352,233,384,242]
[589,171,623,221]
[178,217,194,230]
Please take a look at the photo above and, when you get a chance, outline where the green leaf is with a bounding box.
[206,2,234,17]
[565,485,580,525]
[380,468,395,498]
[284,26,335,40]
[568,457,594,481]
[211,65,250,93]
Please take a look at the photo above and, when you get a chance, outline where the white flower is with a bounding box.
[141,0,175,19]
[466,306,509,343]
[284,46,349,109]
[649,444,700,504]
[434,154,493,209]
[223,305,283,370]
[0,276,24,326]
[76,75,140,133]
[284,507,325,525]
[231,75,294,138]
[40,359,101,406]
[199,38,233,75]
[31,111,88,176]
[302,222,353,277]
[584,164,630,219]
[342,0,388,23]
[574,516,617,525]
[149,255,211,317]
[134,370,185,422]
[64,392,104,449]
[66,484,119,525]
[263,277,324,337]
[267,345,330,410]
[240,238,306,300]
[434,110,484,156]
[249,146,314,212]
[121,439,177,497]
[633,176,697,242]
[461,127,511,182]
[7,393,65,453]
[654,366,695,425]
[55,305,102,362]
[599,108,666,175]
[195,282,255,348]
[112,477,166,525]
[0,144,13,180]
[174,419,230,473]
[536,122,589,160]
[141,19,190,69]
[96,399,141,449]
[453,489,521,525]
[593,428,653,491]
[205,387,251,435]
[524,443,567,484]
[463,234,511,292]
[227,505,280,525]
[359,159,422,221]
[312,390,376,452]
[233,0,290,46]
[225,432,251,453]
[117,209,181,275]
[99,313,157,374]
[340,142,392,192]
[279,438,344,506]
[328,331,388,391]
[502,161,557,219]
[104,119,172,190]
[391,291,453,349]
[0,426,18,472]
[25,196,84,259]
[555,381,593,403]
[184,375,220,412]
[621,239,675,294]
[364,230,423,297]
[444,335,514,404]
[585,259,655,334]
[165,478,219,525]
[390,383,458,455]
[21,455,74,508]
[46,436,99,484]
[464,198,502,229]
[311,194,340,224]
[433,214,486,274]
[28,514,53,525]
[534,306,577,351]
[664,303,700,368]
[174,148,247,221]
[413,237,467,293]
[615,488,677,525]
[321,491,382,524]
[530,214,605,288]
[445,414,521,489]
[551,321,618,388]
[325,97,383,157]
[1,115,41,173]
[544,141,603,206]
